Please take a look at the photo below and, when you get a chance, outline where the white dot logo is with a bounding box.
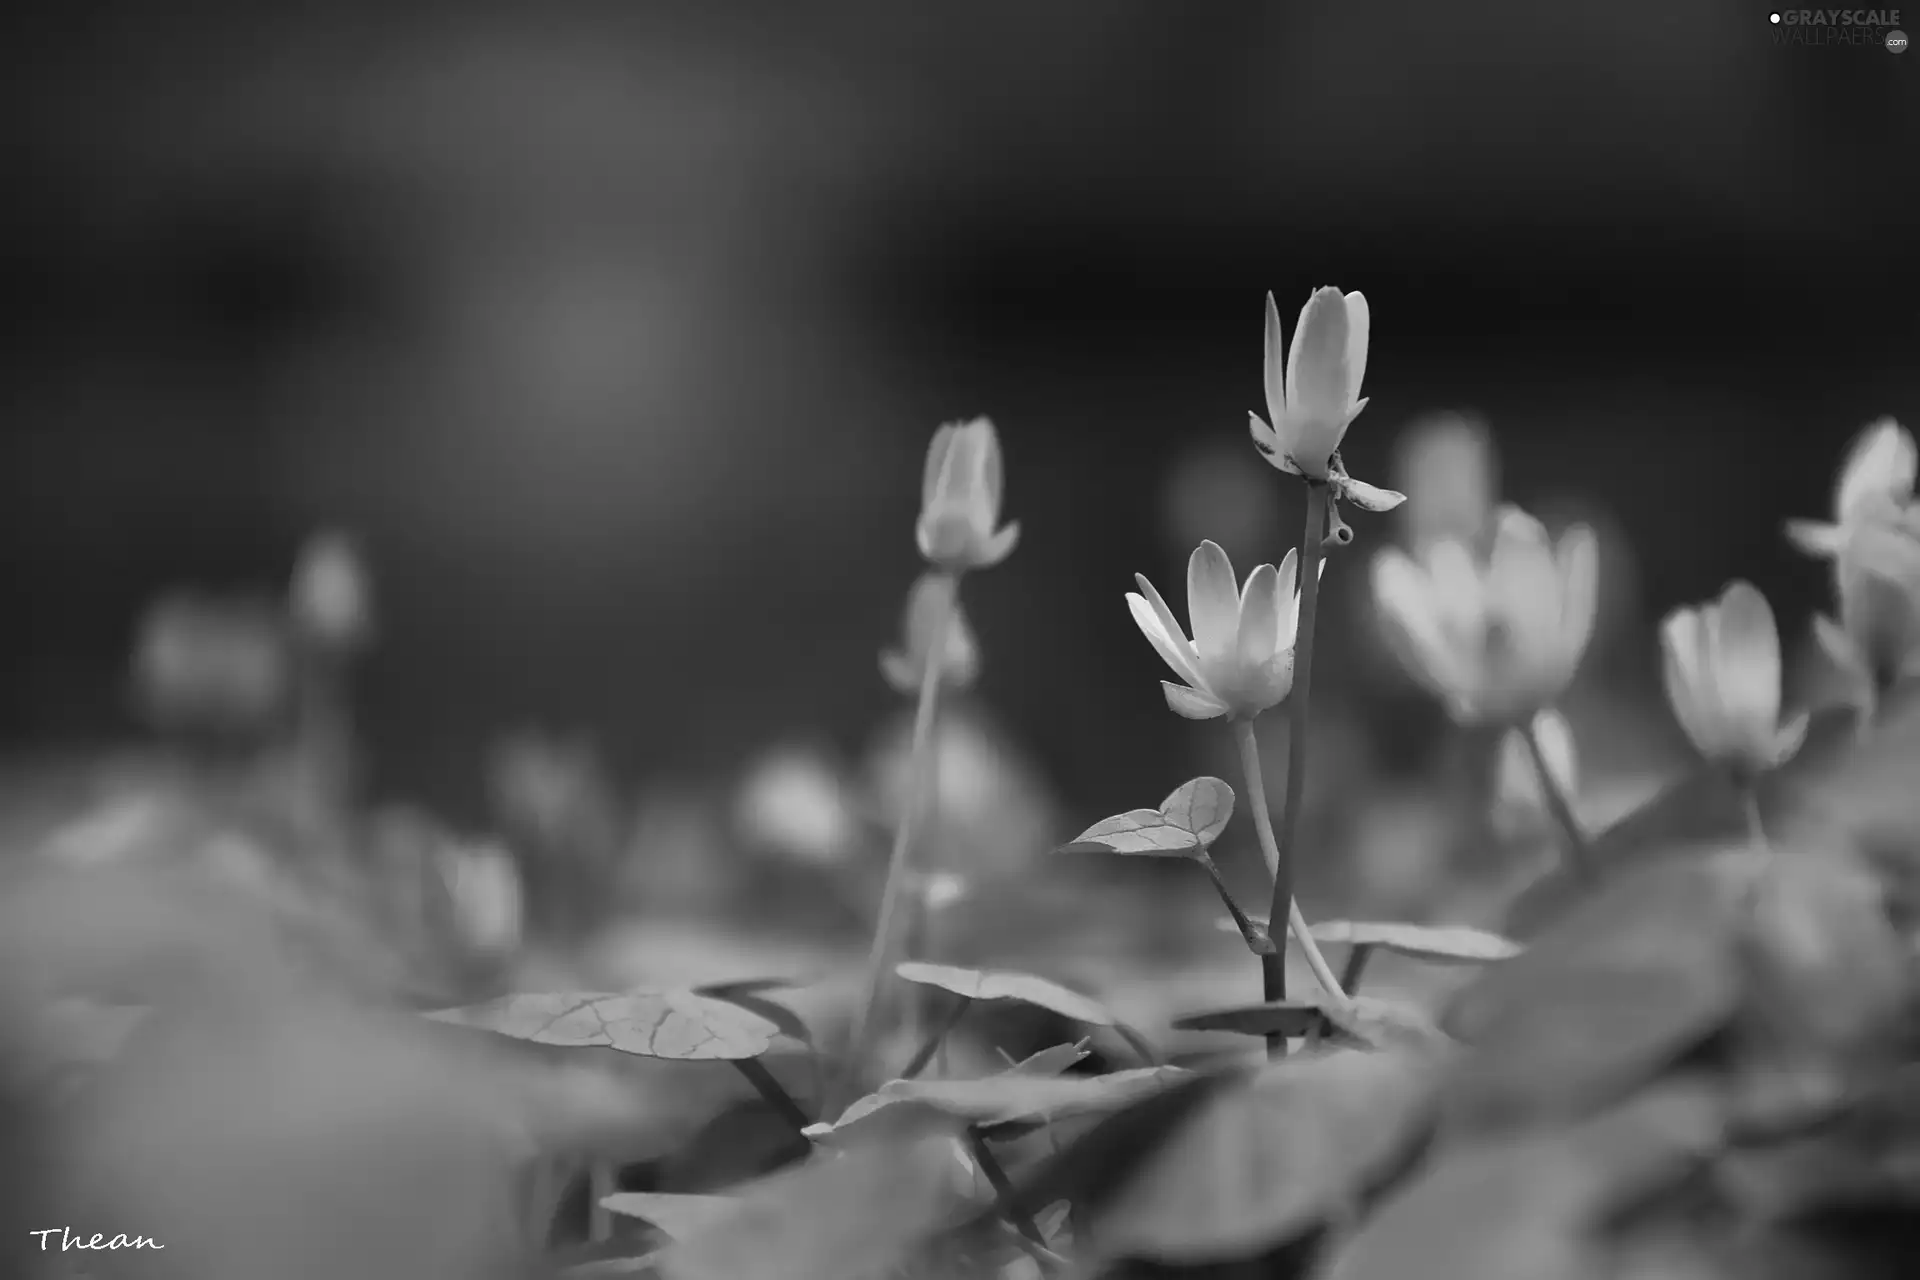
[1769,11,1781,21]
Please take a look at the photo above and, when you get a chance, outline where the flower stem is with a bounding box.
[731,1057,816,1136]
[900,996,973,1079]
[1742,788,1770,851]
[839,573,955,1110]
[969,1130,1052,1259]
[1197,851,1276,955]
[1521,713,1595,882]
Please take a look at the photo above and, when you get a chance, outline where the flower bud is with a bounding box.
[915,418,1020,573]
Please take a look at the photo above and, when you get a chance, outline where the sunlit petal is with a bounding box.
[1236,562,1281,667]
[1186,541,1243,667]
[1162,681,1229,720]
[1128,587,1206,691]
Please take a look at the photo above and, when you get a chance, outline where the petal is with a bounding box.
[1372,550,1461,696]
[978,521,1021,569]
[1328,397,1369,457]
[1661,607,1720,758]
[1249,412,1298,473]
[1837,418,1917,521]
[921,424,958,514]
[1490,511,1563,674]
[1811,612,1861,675]
[1288,287,1351,422]
[1343,292,1370,401]
[1335,473,1407,512]
[1127,588,1206,690]
[934,420,980,511]
[1710,580,1784,751]
[1263,293,1287,422]
[1770,710,1810,769]
[972,418,1005,525]
[1186,540,1242,666]
[1784,518,1846,560]
[1162,681,1229,720]
[1236,562,1281,667]
[1554,525,1601,676]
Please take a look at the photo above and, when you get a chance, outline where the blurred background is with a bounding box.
[0,3,1917,1275]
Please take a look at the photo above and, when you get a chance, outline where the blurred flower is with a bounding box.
[1493,709,1579,840]
[1247,287,1404,511]
[865,710,1057,880]
[487,733,624,860]
[133,595,292,735]
[1393,414,1499,555]
[435,841,523,957]
[288,530,374,652]
[1660,581,1807,778]
[1371,505,1599,725]
[733,744,859,867]
[1127,541,1320,721]
[879,573,980,696]
[1786,420,1920,700]
[916,418,1019,573]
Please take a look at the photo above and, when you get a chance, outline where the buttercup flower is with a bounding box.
[880,572,980,695]
[1127,540,1322,720]
[1372,505,1599,724]
[1493,708,1579,839]
[916,417,1020,573]
[1660,581,1808,777]
[1247,287,1405,512]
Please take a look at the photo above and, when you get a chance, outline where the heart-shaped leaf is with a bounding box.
[426,990,779,1061]
[1056,777,1235,857]
[1441,855,1749,1125]
[602,1193,742,1241]
[812,1066,1192,1143]
[1084,1049,1438,1263]
[895,961,1116,1027]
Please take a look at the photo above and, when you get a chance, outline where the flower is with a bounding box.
[916,418,1020,573]
[880,572,980,695]
[436,841,524,956]
[1247,287,1405,511]
[1493,708,1579,839]
[1371,505,1599,724]
[1786,419,1920,698]
[289,530,373,650]
[1660,581,1808,777]
[734,744,858,867]
[1127,540,1321,720]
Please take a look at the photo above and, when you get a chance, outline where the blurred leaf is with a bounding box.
[1307,920,1522,964]
[1173,995,1445,1052]
[1322,1081,1724,1280]
[1082,1048,1436,1263]
[1004,1039,1093,1075]
[691,979,814,1050]
[895,961,1116,1027]
[1442,854,1749,1125]
[813,1067,1192,1143]
[601,1193,742,1240]
[1172,1001,1324,1039]
[1055,777,1234,857]
[427,991,778,1061]
[653,1130,970,1280]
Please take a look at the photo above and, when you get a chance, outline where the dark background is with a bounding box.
[3,0,1916,825]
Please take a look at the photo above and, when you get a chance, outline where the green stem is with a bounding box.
[1197,851,1276,955]
[1742,788,1770,851]
[1114,1022,1163,1067]
[838,574,955,1109]
[1309,945,1372,1049]
[900,996,972,1079]
[968,1130,1052,1258]
[732,1056,816,1136]
[1521,712,1594,882]
[587,1160,614,1241]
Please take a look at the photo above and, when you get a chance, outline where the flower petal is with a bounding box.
[1343,292,1370,401]
[1837,418,1917,522]
[1127,588,1206,690]
[1554,525,1601,677]
[1162,681,1229,720]
[973,418,1005,524]
[1236,562,1281,667]
[1186,541,1242,667]
[921,424,958,514]
[1771,710,1810,769]
[1711,581,1783,747]
[1288,287,1351,422]
[1785,518,1846,560]
[1263,293,1287,423]
[1335,473,1407,512]
[1661,607,1719,758]
[1249,412,1297,473]
[1372,550,1460,697]
[978,521,1021,569]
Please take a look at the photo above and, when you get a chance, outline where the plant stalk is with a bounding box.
[1521,712,1595,881]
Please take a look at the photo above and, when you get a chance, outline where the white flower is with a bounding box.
[1247,287,1405,512]
[916,418,1020,573]
[880,572,980,695]
[1372,505,1598,725]
[735,745,858,867]
[1785,418,1916,561]
[1660,581,1808,778]
[1493,708,1579,838]
[1127,540,1321,721]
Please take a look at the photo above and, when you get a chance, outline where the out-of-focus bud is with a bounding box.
[1660,581,1807,780]
[1393,414,1499,556]
[436,841,523,957]
[289,530,374,652]
[133,595,292,736]
[1492,709,1579,842]
[915,418,1019,574]
[880,573,980,696]
[733,744,859,867]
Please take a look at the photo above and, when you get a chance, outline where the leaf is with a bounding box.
[1308,920,1522,964]
[654,1130,971,1280]
[1322,1081,1723,1280]
[425,990,779,1061]
[813,1067,1193,1143]
[1084,1048,1437,1263]
[602,1193,743,1241]
[1055,777,1235,857]
[1172,1001,1325,1039]
[895,961,1116,1027]
[1441,855,1748,1125]
[1172,996,1447,1052]
[1004,1039,1093,1076]
[690,979,813,1049]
